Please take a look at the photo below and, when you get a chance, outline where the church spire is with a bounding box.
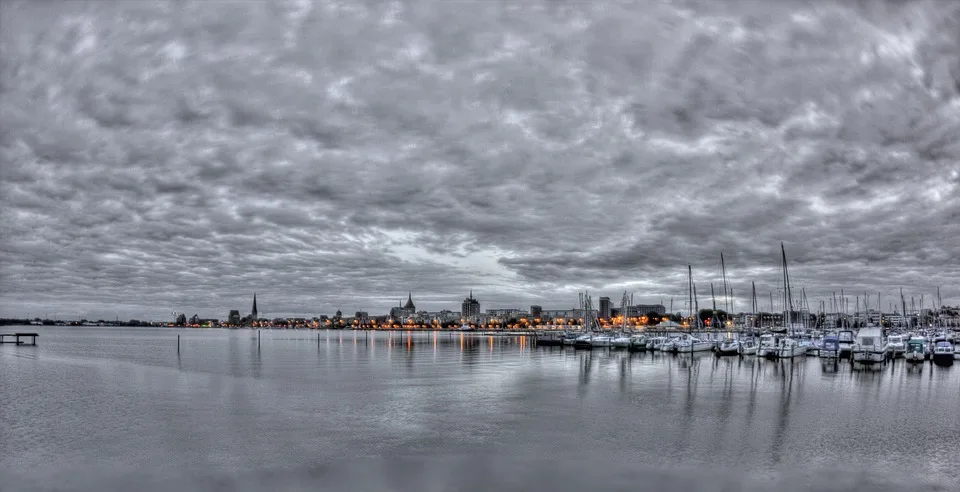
[469,289,473,299]
[252,293,258,318]
[404,292,415,310]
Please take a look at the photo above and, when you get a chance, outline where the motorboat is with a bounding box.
[886,334,906,359]
[837,329,856,359]
[904,337,926,363]
[852,327,887,364]
[716,339,740,356]
[758,334,778,359]
[820,335,840,359]
[932,341,955,366]
[627,335,649,352]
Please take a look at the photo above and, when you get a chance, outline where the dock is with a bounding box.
[0,333,38,346]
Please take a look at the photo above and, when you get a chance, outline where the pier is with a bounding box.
[0,332,38,345]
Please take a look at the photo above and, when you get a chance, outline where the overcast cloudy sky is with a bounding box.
[1,0,958,321]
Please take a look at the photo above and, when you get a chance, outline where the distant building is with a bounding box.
[628,304,667,316]
[390,292,417,319]
[188,314,200,325]
[175,313,187,326]
[462,291,481,317]
[486,308,524,318]
[228,310,240,325]
[251,293,259,319]
[530,305,542,318]
[599,297,612,319]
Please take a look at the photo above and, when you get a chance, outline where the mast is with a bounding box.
[688,265,693,329]
[693,283,700,331]
[721,252,730,314]
[710,283,718,328]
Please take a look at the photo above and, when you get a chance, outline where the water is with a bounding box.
[1,327,958,491]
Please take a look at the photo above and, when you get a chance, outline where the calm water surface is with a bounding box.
[1,327,958,491]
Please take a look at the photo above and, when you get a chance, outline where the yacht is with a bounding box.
[716,339,740,356]
[676,336,713,353]
[904,337,926,363]
[837,329,856,359]
[646,336,669,351]
[776,338,809,359]
[886,334,906,358]
[627,335,649,352]
[739,339,758,356]
[852,327,887,364]
[820,335,840,359]
[611,334,632,349]
[758,334,778,359]
[932,341,955,366]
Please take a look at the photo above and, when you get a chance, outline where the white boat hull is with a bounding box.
[853,351,885,364]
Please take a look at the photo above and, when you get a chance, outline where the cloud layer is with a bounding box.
[1,0,958,320]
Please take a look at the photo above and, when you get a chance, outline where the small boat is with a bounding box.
[611,334,632,349]
[627,335,649,352]
[676,336,713,353]
[647,336,669,351]
[852,327,887,364]
[820,335,840,359]
[739,339,758,356]
[904,337,926,363]
[932,341,955,366]
[776,338,809,359]
[837,329,856,359]
[758,334,778,359]
[886,335,906,359]
[716,339,740,356]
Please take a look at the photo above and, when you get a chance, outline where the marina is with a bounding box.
[2,326,958,491]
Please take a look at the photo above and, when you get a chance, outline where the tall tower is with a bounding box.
[252,293,258,319]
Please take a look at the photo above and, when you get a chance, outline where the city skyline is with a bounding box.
[2,1,959,321]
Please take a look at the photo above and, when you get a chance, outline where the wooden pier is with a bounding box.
[0,333,38,346]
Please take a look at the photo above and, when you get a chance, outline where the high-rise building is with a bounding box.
[530,305,542,318]
[462,290,480,317]
[599,297,612,319]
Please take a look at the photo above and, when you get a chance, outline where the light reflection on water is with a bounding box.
[1,327,958,492]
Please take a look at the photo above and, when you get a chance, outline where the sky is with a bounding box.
[1,0,958,321]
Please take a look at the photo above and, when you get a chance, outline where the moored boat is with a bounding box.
[776,338,809,359]
[716,339,740,356]
[627,335,649,352]
[886,335,906,359]
[904,337,926,363]
[932,341,955,366]
[820,335,840,359]
[852,327,886,364]
[739,339,758,356]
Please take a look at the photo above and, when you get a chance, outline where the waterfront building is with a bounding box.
[530,305,542,318]
[228,310,240,325]
[175,313,187,326]
[599,297,612,319]
[462,291,480,317]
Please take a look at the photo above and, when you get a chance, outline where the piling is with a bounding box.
[177,334,180,354]
[258,329,261,350]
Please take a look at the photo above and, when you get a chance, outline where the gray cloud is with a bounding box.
[1,0,958,320]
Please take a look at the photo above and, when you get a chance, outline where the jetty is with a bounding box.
[0,332,38,346]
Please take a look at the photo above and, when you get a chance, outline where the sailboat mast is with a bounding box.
[688,265,693,328]
[721,252,730,314]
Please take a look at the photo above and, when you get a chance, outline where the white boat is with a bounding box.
[646,336,669,351]
[676,336,713,353]
[611,334,631,348]
[932,341,955,366]
[776,338,809,359]
[659,338,678,352]
[627,335,649,352]
[739,339,758,356]
[757,334,778,359]
[886,335,906,358]
[716,339,740,356]
[852,327,887,364]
